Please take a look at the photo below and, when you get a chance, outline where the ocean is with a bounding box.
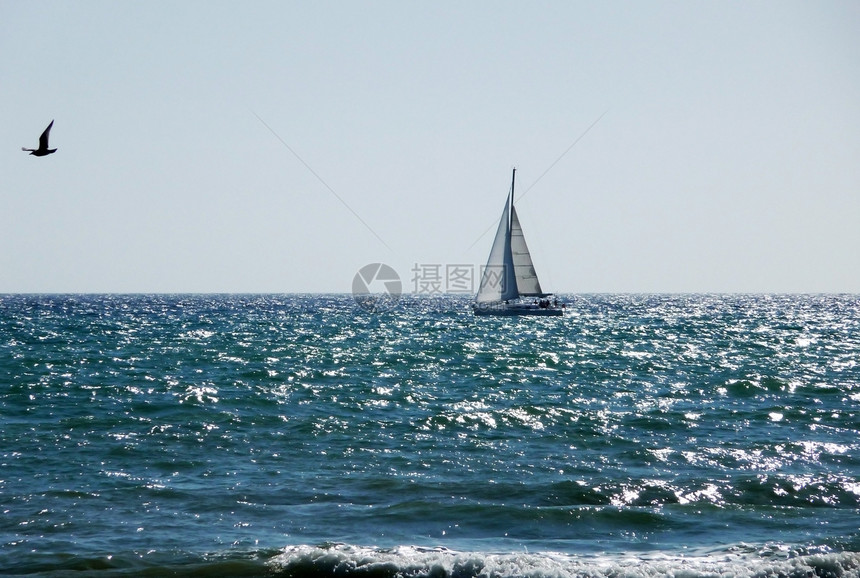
[1,294,858,577]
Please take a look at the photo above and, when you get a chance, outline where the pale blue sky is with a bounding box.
[3,1,858,293]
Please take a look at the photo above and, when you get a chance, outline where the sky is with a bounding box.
[3,1,859,294]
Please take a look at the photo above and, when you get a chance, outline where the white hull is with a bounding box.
[473,301,563,316]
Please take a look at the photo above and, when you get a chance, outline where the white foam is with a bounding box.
[268,544,860,578]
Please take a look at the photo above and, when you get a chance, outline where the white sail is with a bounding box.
[510,205,544,297]
[475,195,518,303]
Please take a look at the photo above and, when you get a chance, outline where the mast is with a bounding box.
[506,168,516,298]
[510,168,516,230]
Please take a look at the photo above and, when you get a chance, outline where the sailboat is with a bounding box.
[473,169,563,316]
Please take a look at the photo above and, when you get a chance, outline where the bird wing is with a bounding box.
[39,120,54,150]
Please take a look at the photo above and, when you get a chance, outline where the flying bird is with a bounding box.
[22,120,57,156]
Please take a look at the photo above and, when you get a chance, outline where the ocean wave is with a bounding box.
[10,545,856,578]
[267,544,860,578]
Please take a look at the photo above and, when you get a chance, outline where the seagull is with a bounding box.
[22,120,57,156]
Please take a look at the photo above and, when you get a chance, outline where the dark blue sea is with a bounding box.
[1,294,858,577]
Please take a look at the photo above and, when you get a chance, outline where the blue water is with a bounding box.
[1,294,858,577]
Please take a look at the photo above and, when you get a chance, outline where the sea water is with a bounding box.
[0,294,858,577]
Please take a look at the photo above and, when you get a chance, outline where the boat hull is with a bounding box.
[473,302,564,316]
